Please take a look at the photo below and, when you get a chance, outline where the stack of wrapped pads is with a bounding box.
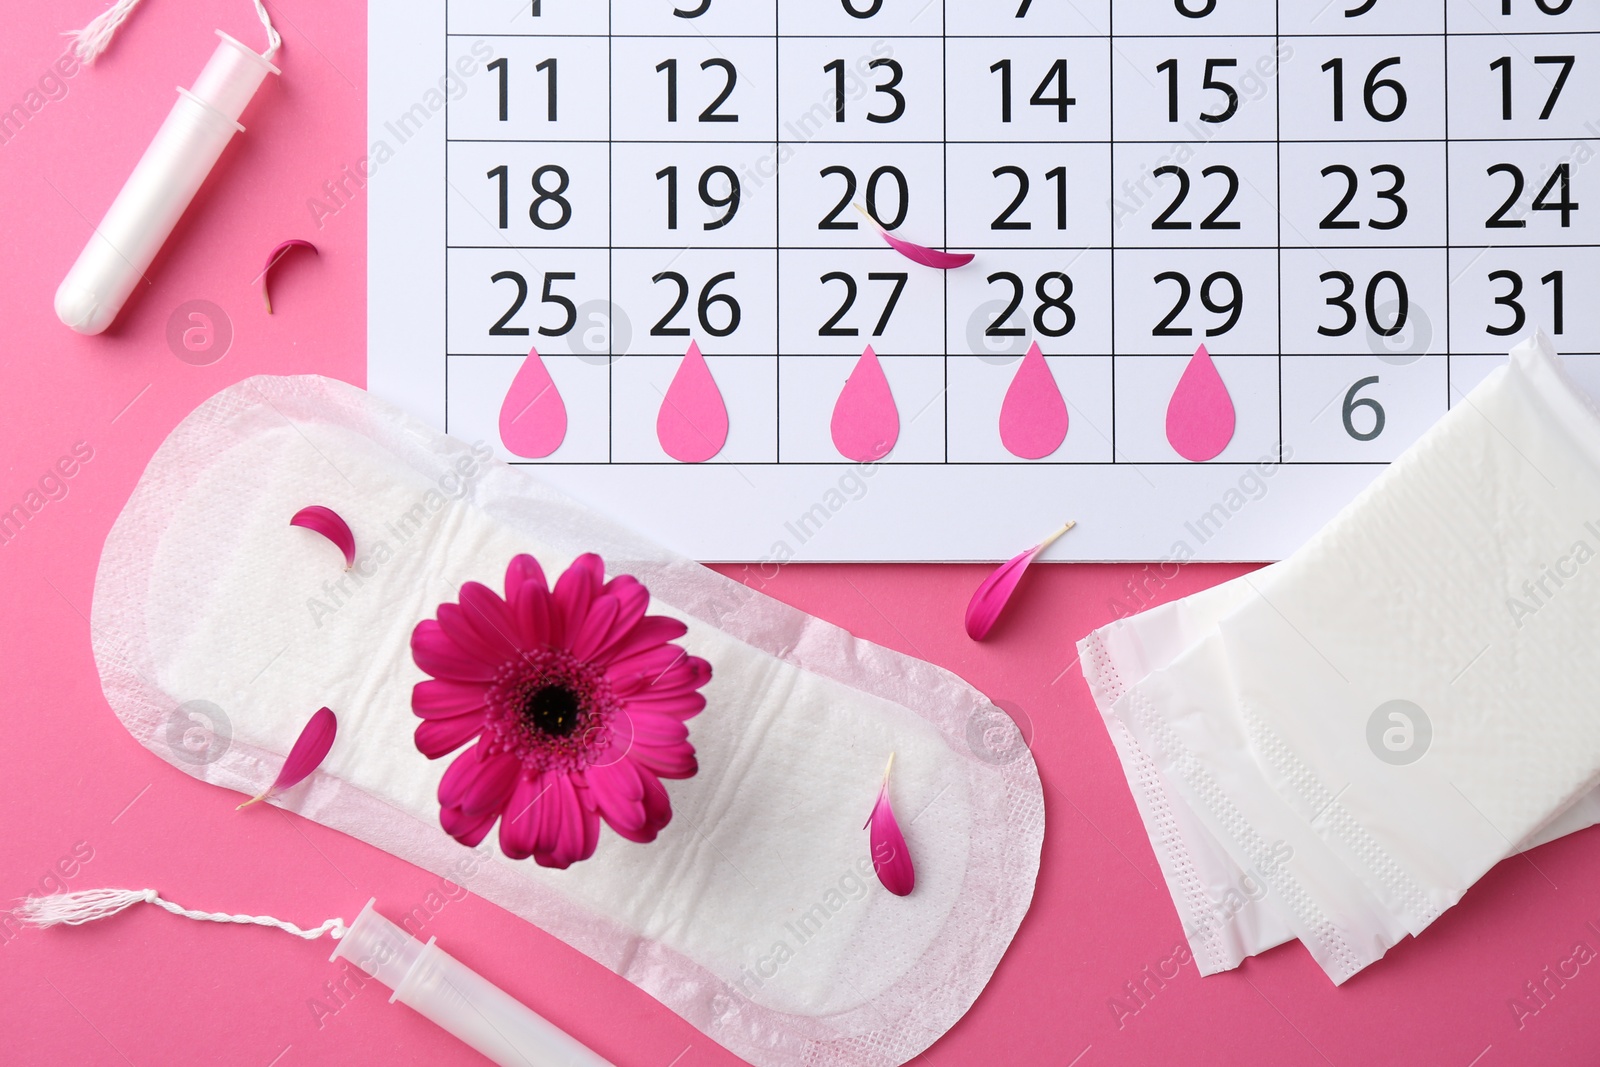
[1080,334,1600,984]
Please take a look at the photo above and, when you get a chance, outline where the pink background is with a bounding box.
[3,2,1599,1064]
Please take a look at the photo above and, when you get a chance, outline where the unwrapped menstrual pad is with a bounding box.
[91,375,1044,1067]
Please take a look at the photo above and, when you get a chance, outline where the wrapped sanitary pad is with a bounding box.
[91,375,1044,1067]
[1081,333,1600,984]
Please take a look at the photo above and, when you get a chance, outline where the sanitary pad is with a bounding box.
[1081,333,1600,983]
[91,375,1044,1067]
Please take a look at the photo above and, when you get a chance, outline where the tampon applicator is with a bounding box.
[331,899,616,1067]
[55,30,278,335]
[16,888,617,1067]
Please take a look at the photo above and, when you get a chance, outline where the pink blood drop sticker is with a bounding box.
[1165,345,1236,463]
[831,345,900,462]
[498,348,568,460]
[999,342,1069,460]
[657,340,729,463]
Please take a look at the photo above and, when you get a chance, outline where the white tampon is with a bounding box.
[331,899,616,1067]
[18,888,616,1067]
[54,31,278,335]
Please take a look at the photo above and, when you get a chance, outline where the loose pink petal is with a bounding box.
[1166,344,1236,463]
[657,341,729,463]
[831,346,899,462]
[290,506,356,569]
[999,342,1069,459]
[238,707,337,809]
[965,520,1076,641]
[258,239,318,314]
[856,203,973,269]
[865,755,915,897]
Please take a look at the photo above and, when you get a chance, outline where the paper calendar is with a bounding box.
[369,0,1600,562]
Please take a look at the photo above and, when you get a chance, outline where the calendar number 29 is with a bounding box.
[1154,272,1242,337]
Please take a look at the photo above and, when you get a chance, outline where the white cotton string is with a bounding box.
[14,888,346,941]
[65,0,145,64]
[252,0,282,60]
[65,0,281,64]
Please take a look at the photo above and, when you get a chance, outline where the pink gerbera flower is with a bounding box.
[410,553,710,868]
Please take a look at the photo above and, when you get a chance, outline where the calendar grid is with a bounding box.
[437,1,1600,474]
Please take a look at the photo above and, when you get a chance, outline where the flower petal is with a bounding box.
[627,741,698,779]
[412,619,500,682]
[550,553,606,644]
[611,652,710,698]
[568,591,621,662]
[610,774,673,843]
[857,204,973,269]
[605,642,690,686]
[459,752,522,817]
[546,775,599,869]
[534,773,568,861]
[603,574,650,630]
[436,603,516,668]
[964,521,1076,641]
[238,707,337,808]
[259,239,318,314]
[459,580,529,657]
[584,758,648,834]
[624,684,708,715]
[412,679,489,720]
[504,555,552,641]
[437,743,488,808]
[627,713,690,747]
[499,774,546,860]
[876,227,975,269]
[415,710,486,759]
[606,615,690,665]
[441,803,498,847]
[867,763,915,896]
[289,506,355,568]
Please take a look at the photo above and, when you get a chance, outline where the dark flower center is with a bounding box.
[523,683,581,738]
